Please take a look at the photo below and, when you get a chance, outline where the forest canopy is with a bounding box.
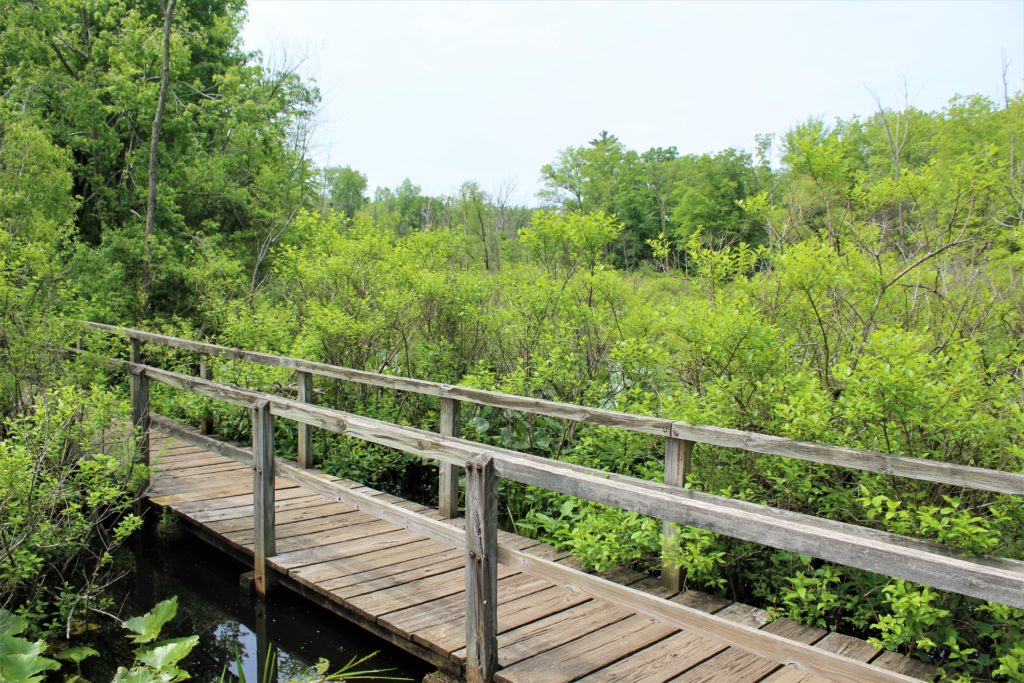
[1,0,1023,680]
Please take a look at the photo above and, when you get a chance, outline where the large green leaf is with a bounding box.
[123,597,178,644]
[137,635,199,672]
[0,635,44,657]
[55,645,99,664]
[0,651,61,683]
[0,609,28,637]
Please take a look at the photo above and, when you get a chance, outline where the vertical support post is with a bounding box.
[198,356,213,435]
[438,397,462,518]
[465,453,497,683]
[129,340,150,466]
[662,437,692,592]
[296,370,314,468]
[252,399,276,597]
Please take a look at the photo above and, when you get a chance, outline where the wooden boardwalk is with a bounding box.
[146,427,935,683]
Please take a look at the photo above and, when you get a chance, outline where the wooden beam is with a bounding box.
[198,357,213,435]
[252,399,276,597]
[438,397,461,518]
[81,321,1024,494]
[129,365,150,467]
[465,454,498,683]
[662,437,692,592]
[296,371,314,468]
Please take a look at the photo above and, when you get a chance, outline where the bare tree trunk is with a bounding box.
[142,0,175,311]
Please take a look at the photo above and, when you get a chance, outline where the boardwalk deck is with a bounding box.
[145,428,935,683]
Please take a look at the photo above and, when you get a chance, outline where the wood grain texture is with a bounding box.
[438,397,461,519]
[252,400,276,597]
[145,421,933,682]
[465,454,498,683]
[662,437,692,592]
[296,370,314,468]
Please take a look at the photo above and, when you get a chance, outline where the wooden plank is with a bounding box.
[406,576,565,651]
[297,370,314,468]
[271,529,425,570]
[208,501,352,534]
[488,600,634,668]
[252,399,276,597]
[663,437,692,592]
[670,421,1024,496]
[871,651,936,681]
[223,509,370,545]
[575,630,727,683]
[179,490,318,522]
[296,539,455,587]
[576,588,736,683]
[465,453,498,683]
[816,632,883,661]
[669,618,825,682]
[438,397,461,518]
[495,613,676,683]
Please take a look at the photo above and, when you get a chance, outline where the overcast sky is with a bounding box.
[242,1,1024,206]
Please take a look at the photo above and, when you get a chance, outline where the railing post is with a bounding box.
[438,397,462,518]
[252,399,276,597]
[129,338,150,466]
[296,371,314,468]
[465,453,497,683]
[662,437,692,592]
[198,356,213,435]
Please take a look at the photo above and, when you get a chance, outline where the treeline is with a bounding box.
[2,0,1024,679]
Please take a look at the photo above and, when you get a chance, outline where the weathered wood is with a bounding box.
[465,454,498,683]
[82,321,1024,493]
[662,437,692,592]
[144,374,1024,610]
[252,399,275,597]
[296,370,314,468]
[198,357,213,435]
[129,366,150,466]
[670,421,1024,495]
[438,397,462,518]
[147,421,930,682]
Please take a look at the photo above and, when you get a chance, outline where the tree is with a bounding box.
[322,165,368,217]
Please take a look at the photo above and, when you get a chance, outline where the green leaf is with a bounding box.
[55,646,99,664]
[124,597,178,644]
[0,651,61,683]
[137,636,199,671]
[0,610,27,637]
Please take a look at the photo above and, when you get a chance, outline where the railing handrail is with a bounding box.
[83,343,1008,682]
[79,320,1024,496]
[89,351,1024,608]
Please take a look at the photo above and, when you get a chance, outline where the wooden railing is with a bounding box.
[77,322,1024,683]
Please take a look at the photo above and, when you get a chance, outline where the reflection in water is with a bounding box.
[82,524,432,682]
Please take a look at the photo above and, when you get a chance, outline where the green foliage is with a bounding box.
[0,385,142,635]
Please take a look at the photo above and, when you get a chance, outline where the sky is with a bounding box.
[242,0,1024,206]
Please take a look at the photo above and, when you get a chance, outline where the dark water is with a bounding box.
[79,525,434,682]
